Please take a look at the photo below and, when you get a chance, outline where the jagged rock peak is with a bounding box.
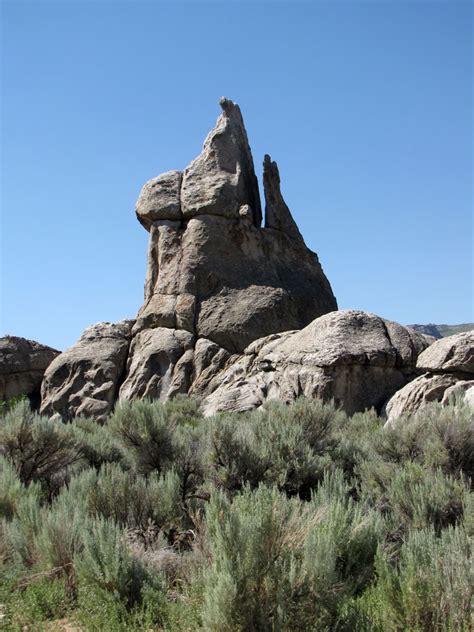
[181,97,262,226]
[263,154,303,241]
[136,98,262,230]
[133,98,338,353]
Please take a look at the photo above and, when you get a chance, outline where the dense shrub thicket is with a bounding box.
[0,396,472,631]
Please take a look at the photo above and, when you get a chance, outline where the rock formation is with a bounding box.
[32,98,464,421]
[385,331,474,422]
[134,97,337,353]
[40,98,338,419]
[40,321,133,421]
[0,336,59,409]
[199,310,429,416]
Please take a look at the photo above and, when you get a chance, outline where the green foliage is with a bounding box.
[359,460,469,532]
[109,399,182,475]
[72,415,123,467]
[61,462,184,533]
[0,394,27,417]
[0,400,82,491]
[351,526,473,631]
[0,455,44,520]
[0,396,472,630]
[206,399,348,497]
[34,495,88,587]
[372,400,474,479]
[1,577,72,630]
[2,494,43,568]
[75,581,166,632]
[75,517,151,606]
[201,473,384,631]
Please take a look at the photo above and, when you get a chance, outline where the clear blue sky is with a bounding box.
[1,0,472,351]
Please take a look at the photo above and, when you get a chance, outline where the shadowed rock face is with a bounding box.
[0,336,59,409]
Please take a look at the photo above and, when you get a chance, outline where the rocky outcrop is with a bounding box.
[134,97,337,353]
[180,98,262,225]
[136,171,182,229]
[38,97,337,418]
[200,310,429,416]
[416,331,474,374]
[385,331,474,423]
[0,336,59,408]
[119,328,195,401]
[40,321,133,421]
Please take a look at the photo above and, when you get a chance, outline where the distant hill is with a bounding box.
[408,323,474,339]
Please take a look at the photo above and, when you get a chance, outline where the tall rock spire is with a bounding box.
[263,154,303,241]
[180,97,262,227]
[40,98,338,419]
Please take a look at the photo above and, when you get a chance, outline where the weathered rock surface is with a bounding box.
[200,310,429,416]
[180,97,262,225]
[0,336,59,408]
[136,171,182,230]
[135,97,338,353]
[384,374,474,422]
[119,328,194,401]
[40,321,133,421]
[465,386,474,411]
[37,98,339,418]
[385,331,474,423]
[416,331,474,374]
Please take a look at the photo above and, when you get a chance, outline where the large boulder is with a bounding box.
[385,331,474,423]
[40,321,133,421]
[0,336,59,409]
[200,310,429,416]
[416,331,474,374]
[136,170,182,229]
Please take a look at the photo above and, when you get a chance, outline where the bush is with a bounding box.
[206,399,348,498]
[76,581,166,631]
[351,526,473,631]
[0,455,44,520]
[201,472,384,631]
[359,460,470,533]
[0,400,82,493]
[109,400,180,475]
[72,415,123,468]
[2,494,43,568]
[1,576,72,629]
[75,517,151,606]
[33,494,89,592]
[61,463,184,535]
[0,396,471,629]
[375,400,474,479]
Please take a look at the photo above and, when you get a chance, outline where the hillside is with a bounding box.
[408,322,473,339]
